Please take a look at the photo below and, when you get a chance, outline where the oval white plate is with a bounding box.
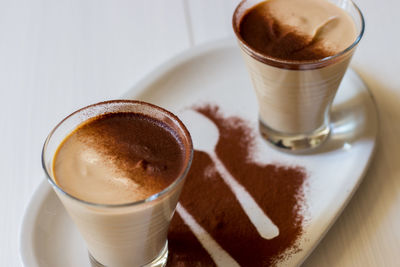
[20,39,378,266]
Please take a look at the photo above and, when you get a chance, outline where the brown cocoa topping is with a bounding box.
[239,2,333,61]
[68,112,185,194]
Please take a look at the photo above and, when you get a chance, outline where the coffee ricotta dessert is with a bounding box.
[49,105,192,267]
[233,0,360,135]
[53,112,185,205]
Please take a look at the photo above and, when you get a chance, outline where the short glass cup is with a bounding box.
[233,0,365,152]
[42,100,193,267]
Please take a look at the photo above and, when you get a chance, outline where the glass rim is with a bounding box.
[232,0,365,70]
[42,99,194,209]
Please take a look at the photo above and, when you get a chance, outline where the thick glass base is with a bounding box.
[259,120,330,152]
[89,242,168,267]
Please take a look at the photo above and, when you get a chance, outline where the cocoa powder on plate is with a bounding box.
[167,105,307,266]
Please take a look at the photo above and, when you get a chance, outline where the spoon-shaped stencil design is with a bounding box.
[179,110,279,239]
[176,204,241,266]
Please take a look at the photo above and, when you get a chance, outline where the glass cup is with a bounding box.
[42,100,193,267]
[233,0,365,151]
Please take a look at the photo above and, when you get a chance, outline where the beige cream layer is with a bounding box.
[243,52,353,133]
[53,135,152,205]
[56,183,183,267]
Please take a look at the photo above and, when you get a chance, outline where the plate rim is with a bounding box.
[20,179,51,267]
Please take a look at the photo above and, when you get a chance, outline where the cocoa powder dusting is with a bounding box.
[239,2,333,61]
[167,105,307,266]
[70,112,185,196]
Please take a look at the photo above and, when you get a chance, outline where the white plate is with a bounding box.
[20,39,378,267]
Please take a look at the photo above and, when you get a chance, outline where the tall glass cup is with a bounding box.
[233,0,364,151]
[42,100,193,267]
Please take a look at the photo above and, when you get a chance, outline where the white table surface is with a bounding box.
[1,0,399,266]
